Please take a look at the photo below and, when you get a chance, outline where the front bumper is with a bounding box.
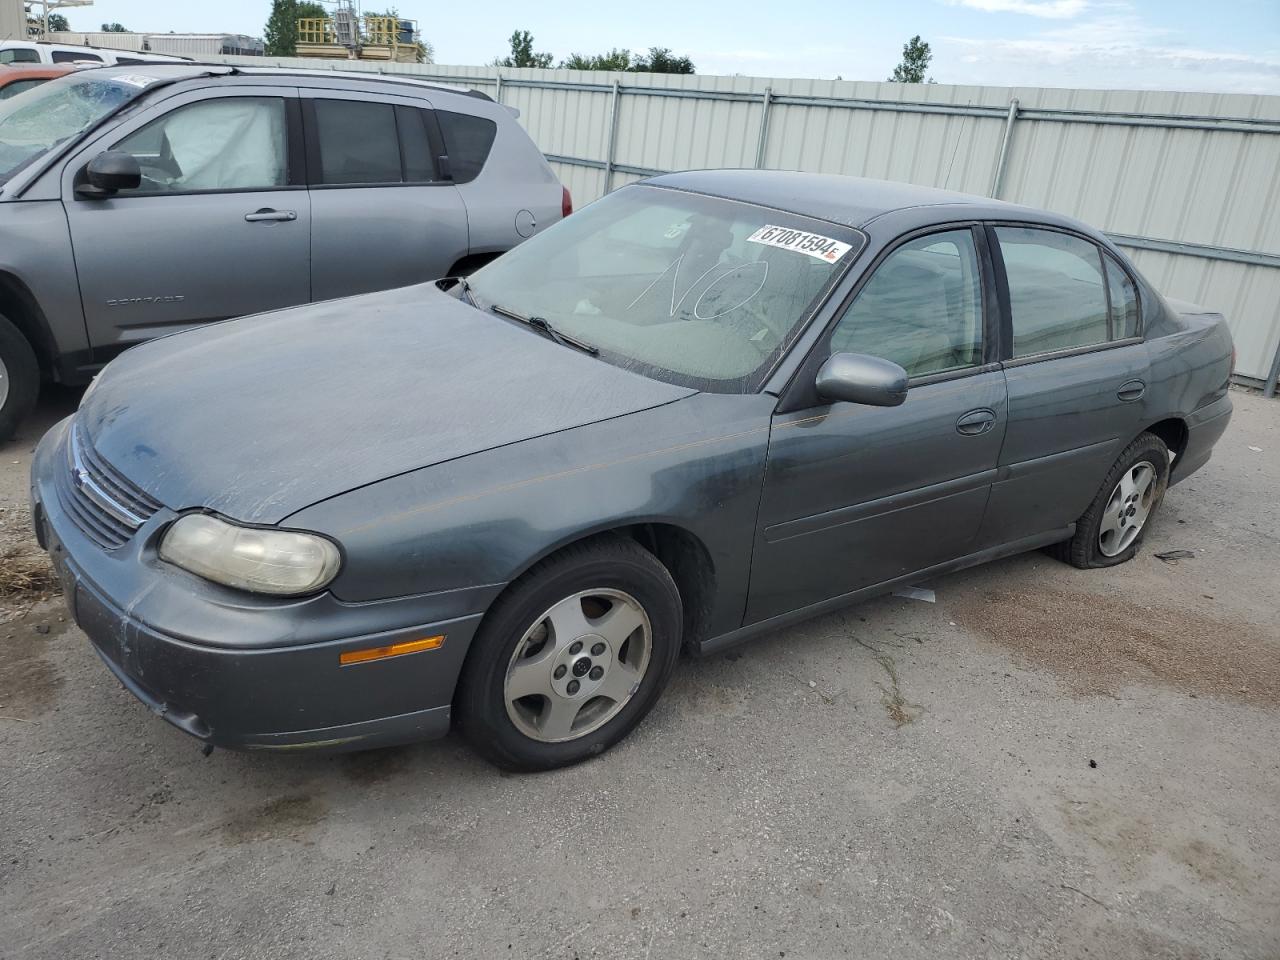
[31,418,490,753]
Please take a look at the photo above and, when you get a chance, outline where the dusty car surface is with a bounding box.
[31,171,1234,770]
[0,63,566,440]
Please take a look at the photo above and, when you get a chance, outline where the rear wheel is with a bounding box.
[0,313,39,444]
[1049,432,1170,569]
[456,537,682,771]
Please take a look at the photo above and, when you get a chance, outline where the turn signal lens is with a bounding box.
[339,636,445,666]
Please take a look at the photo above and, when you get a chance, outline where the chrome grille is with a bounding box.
[56,424,162,550]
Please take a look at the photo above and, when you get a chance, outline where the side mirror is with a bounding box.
[815,352,909,407]
[77,151,142,198]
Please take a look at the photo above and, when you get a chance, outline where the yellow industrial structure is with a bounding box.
[296,14,423,63]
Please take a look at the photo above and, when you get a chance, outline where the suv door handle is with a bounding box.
[956,408,997,436]
[1117,379,1146,402]
[245,208,297,223]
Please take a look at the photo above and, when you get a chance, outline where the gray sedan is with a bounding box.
[30,171,1234,770]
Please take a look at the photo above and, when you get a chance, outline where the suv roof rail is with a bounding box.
[177,62,495,102]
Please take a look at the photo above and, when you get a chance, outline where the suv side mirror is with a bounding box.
[815,352,909,407]
[77,151,142,198]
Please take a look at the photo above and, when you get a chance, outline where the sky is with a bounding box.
[61,0,1280,94]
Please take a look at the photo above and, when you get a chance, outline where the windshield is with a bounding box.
[467,185,864,391]
[0,73,146,185]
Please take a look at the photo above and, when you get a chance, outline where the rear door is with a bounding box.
[301,88,469,300]
[747,225,1008,623]
[976,223,1150,547]
[63,86,311,362]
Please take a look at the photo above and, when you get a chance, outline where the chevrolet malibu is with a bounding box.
[31,171,1234,771]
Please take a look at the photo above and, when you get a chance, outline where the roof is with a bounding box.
[0,66,76,82]
[646,169,1032,230]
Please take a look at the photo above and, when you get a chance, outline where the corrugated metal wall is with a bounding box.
[219,57,1280,386]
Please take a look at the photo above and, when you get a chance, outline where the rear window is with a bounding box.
[436,110,496,183]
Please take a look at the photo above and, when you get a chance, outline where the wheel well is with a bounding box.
[446,252,500,277]
[0,272,54,378]
[511,524,717,654]
[1145,417,1189,462]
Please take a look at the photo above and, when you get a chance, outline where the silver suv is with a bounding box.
[0,64,568,440]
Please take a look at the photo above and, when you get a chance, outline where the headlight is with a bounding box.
[159,514,342,596]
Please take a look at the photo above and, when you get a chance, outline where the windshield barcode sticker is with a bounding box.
[747,225,852,263]
[113,75,157,88]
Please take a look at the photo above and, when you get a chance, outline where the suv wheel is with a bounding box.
[0,313,39,444]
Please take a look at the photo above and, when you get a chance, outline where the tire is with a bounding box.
[1048,431,1170,569]
[0,313,40,445]
[456,536,683,772]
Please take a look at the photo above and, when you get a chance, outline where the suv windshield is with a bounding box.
[0,73,147,185]
[467,185,864,391]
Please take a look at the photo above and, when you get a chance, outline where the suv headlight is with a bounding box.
[159,514,342,596]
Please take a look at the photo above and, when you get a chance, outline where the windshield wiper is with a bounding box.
[447,275,477,307]
[490,304,599,356]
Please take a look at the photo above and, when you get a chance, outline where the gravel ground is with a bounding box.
[1,386,1277,960]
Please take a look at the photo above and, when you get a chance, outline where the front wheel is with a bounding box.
[0,313,39,444]
[456,537,682,771]
[1050,431,1170,569]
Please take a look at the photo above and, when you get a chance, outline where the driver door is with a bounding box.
[62,87,311,364]
[746,226,1008,622]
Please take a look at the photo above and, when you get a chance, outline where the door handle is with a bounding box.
[956,408,997,436]
[1117,379,1146,402]
[245,208,297,223]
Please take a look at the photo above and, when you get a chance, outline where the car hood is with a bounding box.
[80,284,695,524]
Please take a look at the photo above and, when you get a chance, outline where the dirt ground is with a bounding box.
[1,385,1277,960]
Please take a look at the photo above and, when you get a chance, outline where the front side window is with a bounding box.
[468,185,863,391]
[113,97,288,193]
[0,48,41,64]
[829,229,984,378]
[1104,252,1140,338]
[997,226,1109,358]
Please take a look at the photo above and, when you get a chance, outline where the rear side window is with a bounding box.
[831,229,984,377]
[314,99,402,184]
[436,110,496,183]
[997,226,1109,358]
[0,48,41,64]
[0,78,46,99]
[53,50,102,63]
[1104,253,1140,338]
[396,105,436,182]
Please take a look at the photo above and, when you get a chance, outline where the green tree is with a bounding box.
[494,30,553,68]
[100,22,129,32]
[633,47,694,74]
[888,35,933,83]
[25,5,69,33]
[560,48,632,71]
[297,1,327,19]
[264,0,300,57]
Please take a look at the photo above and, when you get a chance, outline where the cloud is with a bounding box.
[938,12,1280,93]
[946,0,1089,19]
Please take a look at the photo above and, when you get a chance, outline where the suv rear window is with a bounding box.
[53,50,102,63]
[0,48,41,64]
[436,110,496,184]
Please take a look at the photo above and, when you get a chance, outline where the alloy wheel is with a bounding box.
[504,588,652,743]
[1098,460,1157,557]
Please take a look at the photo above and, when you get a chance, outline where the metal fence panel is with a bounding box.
[218,57,1280,386]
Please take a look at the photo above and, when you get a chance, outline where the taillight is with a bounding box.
[561,185,573,218]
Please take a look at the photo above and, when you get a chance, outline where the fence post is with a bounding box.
[755,87,773,168]
[604,79,622,193]
[1264,337,1280,399]
[990,97,1019,198]
[494,71,503,104]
